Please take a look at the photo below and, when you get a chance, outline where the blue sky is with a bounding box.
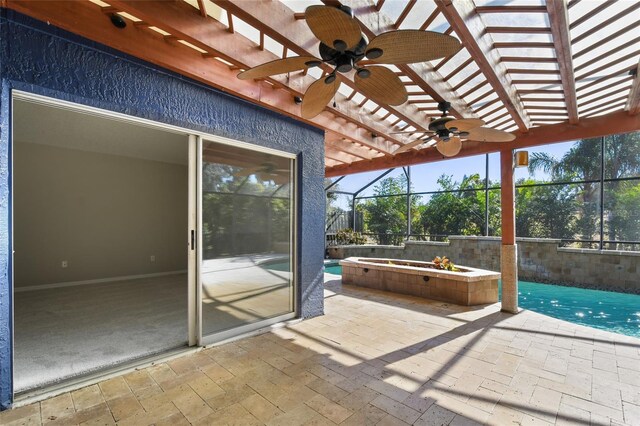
[329,140,576,198]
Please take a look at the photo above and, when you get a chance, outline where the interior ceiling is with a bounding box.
[7,0,640,176]
[14,100,189,165]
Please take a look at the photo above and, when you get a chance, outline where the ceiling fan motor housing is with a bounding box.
[319,37,367,71]
[429,116,456,140]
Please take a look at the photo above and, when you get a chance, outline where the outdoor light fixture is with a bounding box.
[515,150,529,168]
[110,13,127,29]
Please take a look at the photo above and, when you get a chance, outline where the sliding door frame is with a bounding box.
[10,90,300,390]
[197,137,298,347]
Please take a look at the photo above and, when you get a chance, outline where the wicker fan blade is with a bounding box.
[436,137,462,157]
[234,167,260,177]
[466,127,516,142]
[272,174,290,185]
[305,6,362,51]
[355,66,408,106]
[366,30,462,64]
[237,56,320,80]
[394,136,434,155]
[391,130,434,134]
[301,76,340,119]
[445,118,485,132]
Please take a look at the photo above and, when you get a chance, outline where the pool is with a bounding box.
[324,264,640,338]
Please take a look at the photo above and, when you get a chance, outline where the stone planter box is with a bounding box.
[339,257,500,306]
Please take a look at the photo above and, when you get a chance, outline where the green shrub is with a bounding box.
[335,228,366,245]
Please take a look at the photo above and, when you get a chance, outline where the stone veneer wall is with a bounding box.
[328,236,640,294]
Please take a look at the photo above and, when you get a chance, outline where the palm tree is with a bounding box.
[528,132,640,246]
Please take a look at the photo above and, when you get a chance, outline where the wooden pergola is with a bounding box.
[7,0,640,174]
[6,0,640,313]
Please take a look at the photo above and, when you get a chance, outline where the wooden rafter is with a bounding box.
[7,0,400,155]
[196,0,207,17]
[475,6,547,13]
[211,0,434,142]
[625,62,640,115]
[325,110,640,177]
[435,0,530,131]
[106,0,406,154]
[547,0,578,124]
[335,0,475,120]
[394,0,416,28]
[5,0,638,175]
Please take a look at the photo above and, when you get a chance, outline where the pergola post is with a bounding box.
[500,149,519,313]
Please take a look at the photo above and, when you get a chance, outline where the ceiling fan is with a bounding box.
[237,5,462,119]
[234,161,290,185]
[394,101,516,156]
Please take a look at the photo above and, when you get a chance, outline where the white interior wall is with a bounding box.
[13,101,189,288]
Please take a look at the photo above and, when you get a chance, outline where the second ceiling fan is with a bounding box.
[237,5,462,119]
[394,102,516,157]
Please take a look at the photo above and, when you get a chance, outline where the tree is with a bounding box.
[420,174,499,237]
[515,179,577,239]
[360,175,420,245]
[528,132,640,244]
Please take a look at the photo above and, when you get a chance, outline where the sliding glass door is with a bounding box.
[198,138,296,342]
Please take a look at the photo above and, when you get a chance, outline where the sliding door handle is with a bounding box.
[191,230,195,250]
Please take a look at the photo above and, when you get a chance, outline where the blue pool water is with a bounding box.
[324,264,640,338]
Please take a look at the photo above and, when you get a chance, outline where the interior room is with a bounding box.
[12,100,190,393]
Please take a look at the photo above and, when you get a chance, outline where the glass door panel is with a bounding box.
[199,140,295,338]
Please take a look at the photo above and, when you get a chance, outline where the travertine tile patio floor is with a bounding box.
[2,276,639,425]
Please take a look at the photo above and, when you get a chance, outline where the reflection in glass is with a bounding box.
[201,141,293,336]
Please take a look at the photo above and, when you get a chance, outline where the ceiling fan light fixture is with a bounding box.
[356,68,371,78]
[333,39,348,51]
[365,48,383,59]
[335,56,353,73]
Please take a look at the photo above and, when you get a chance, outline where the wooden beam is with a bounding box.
[570,0,618,30]
[324,146,358,164]
[419,9,440,31]
[493,42,554,49]
[576,65,635,93]
[436,0,530,131]
[582,102,627,119]
[196,0,207,17]
[212,0,439,141]
[575,36,640,73]
[572,2,640,45]
[500,56,557,63]
[325,138,378,160]
[476,5,547,13]
[507,69,560,75]
[325,110,640,176]
[7,0,398,156]
[395,0,416,28]
[574,21,639,60]
[336,0,476,119]
[105,0,406,154]
[453,69,482,92]
[626,62,640,115]
[511,79,562,85]
[485,26,551,34]
[576,51,640,81]
[578,86,632,108]
[547,0,578,124]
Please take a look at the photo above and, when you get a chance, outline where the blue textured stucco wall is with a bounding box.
[0,10,325,408]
